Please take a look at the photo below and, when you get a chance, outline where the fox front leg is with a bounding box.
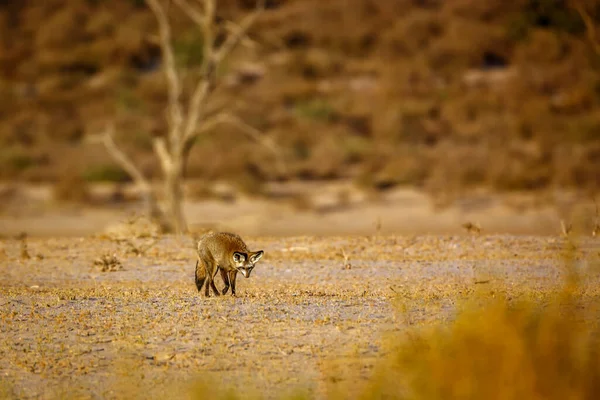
[220,269,230,295]
[228,270,238,296]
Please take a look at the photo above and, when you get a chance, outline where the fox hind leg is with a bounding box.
[194,260,206,293]
[210,278,220,296]
[209,266,220,296]
[204,262,220,297]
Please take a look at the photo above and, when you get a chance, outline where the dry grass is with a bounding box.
[92,253,124,272]
[364,235,600,400]
[361,235,600,399]
[362,297,600,400]
[1,232,599,399]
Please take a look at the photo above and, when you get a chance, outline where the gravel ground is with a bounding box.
[1,234,599,399]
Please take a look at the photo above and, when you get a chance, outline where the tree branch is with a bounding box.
[572,0,600,55]
[214,0,265,64]
[224,20,260,50]
[153,136,173,173]
[201,0,216,69]
[174,0,263,54]
[91,125,172,231]
[168,0,217,155]
[146,0,184,150]
[98,125,152,191]
[224,113,287,176]
[184,112,287,175]
[182,80,213,146]
[171,0,205,27]
[176,0,265,151]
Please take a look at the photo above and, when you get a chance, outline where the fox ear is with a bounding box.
[250,250,264,263]
[233,252,247,263]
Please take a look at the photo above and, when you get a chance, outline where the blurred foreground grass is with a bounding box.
[373,242,600,400]
[364,297,599,400]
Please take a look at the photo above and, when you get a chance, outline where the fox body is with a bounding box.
[195,232,264,297]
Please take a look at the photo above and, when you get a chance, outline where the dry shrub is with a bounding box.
[514,30,570,65]
[552,144,600,191]
[293,98,338,122]
[486,144,551,191]
[359,148,429,190]
[427,19,506,74]
[186,180,215,200]
[53,171,91,204]
[287,192,314,212]
[420,143,488,193]
[305,135,346,179]
[34,5,86,50]
[288,49,343,80]
[379,10,443,57]
[0,185,19,214]
[445,0,522,20]
[230,169,266,196]
[83,163,130,183]
[0,148,36,178]
[92,253,123,272]
[3,0,600,198]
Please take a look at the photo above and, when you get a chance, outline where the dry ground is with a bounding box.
[1,233,599,399]
[1,182,589,238]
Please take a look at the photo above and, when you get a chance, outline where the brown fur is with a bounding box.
[194,232,264,297]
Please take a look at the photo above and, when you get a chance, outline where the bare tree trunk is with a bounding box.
[164,161,186,234]
[143,188,172,232]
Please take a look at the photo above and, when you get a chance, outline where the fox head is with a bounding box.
[232,250,264,278]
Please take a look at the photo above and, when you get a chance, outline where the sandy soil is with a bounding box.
[1,233,599,399]
[0,182,592,238]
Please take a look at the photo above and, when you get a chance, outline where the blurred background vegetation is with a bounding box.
[0,0,599,201]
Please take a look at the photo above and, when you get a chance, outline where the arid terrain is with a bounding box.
[1,230,599,399]
[1,2,599,398]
